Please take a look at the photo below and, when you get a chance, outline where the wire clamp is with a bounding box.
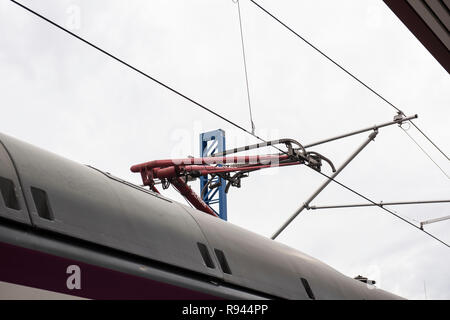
[393,111,405,125]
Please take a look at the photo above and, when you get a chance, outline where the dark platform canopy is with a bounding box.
[384,0,450,74]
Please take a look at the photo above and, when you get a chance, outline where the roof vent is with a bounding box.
[0,177,20,210]
[31,187,54,220]
[354,275,376,285]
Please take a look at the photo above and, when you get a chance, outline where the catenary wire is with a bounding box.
[8,0,260,141]
[234,0,256,134]
[314,169,449,248]
[9,0,449,248]
[401,126,450,179]
[248,0,449,162]
[8,0,288,156]
[410,120,450,161]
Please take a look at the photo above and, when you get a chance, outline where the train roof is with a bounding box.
[0,132,403,299]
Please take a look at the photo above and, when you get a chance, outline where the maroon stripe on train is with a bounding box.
[0,241,219,299]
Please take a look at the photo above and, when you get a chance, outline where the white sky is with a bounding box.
[1,0,449,299]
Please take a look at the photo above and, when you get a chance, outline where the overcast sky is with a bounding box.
[1,0,449,299]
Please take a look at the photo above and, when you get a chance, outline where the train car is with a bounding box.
[0,132,402,299]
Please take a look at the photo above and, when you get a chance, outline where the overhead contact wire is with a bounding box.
[249,0,449,162]
[11,0,449,248]
[234,0,256,134]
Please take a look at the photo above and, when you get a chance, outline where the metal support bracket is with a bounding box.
[271,130,379,240]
